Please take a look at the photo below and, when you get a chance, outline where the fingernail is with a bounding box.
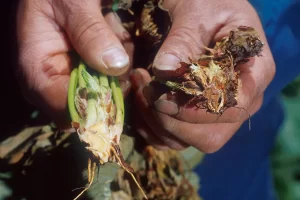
[154,53,181,70]
[101,47,129,69]
[154,99,179,116]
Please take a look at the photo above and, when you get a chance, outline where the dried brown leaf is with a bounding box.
[153,26,263,114]
[113,145,202,200]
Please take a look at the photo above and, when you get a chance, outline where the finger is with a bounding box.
[148,72,264,124]
[104,11,134,80]
[104,12,132,42]
[135,87,189,150]
[134,110,170,151]
[153,111,242,153]
[53,0,130,76]
[131,69,189,150]
[152,0,225,75]
[150,1,274,124]
[104,12,134,97]
[17,0,72,129]
[131,71,245,153]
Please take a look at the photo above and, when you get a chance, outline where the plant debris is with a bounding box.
[112,0,171,69]
[151,26,264,114]
[134,0,168,46]
[112,145,202,200]
[0,124,203,200]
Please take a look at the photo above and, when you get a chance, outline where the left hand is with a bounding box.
[131,0,275,152]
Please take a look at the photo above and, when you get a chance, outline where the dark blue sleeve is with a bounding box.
[252,0,300,107]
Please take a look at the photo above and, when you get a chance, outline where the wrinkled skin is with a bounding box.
[130,0,275,153]
[17,0,134,128]
[17,0,275,153]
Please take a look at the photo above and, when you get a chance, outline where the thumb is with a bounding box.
[152,1,218,78]
[54,0,129,76]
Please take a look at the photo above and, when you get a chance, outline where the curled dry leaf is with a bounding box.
[0,125,72,166]
[152,26,264,114]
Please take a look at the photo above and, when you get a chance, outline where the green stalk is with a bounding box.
[165,81,181,89]
[69,61,124,127]
[78,61,87,88]
[85,97,98,128]
[109,76,124,125]
[68,68,80,122]
[99,72,109,87]
[93,75,99,85]
[81,66,101,93]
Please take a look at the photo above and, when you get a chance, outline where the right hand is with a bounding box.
[17,0,133,128]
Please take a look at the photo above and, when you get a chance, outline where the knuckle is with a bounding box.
[169,26,197,43]
[53,0,83,15]
[58,1,111,51]
[72,18,106,49]
[166,26,202,58]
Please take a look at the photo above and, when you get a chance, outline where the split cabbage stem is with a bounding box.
[68,61,147,199]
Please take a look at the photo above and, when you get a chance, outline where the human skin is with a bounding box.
[17,0,275,153]
[130,0,275,152]
[17,0,134,128]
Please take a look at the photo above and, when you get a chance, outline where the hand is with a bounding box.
[17,0,133,128]
[131,0,275,152]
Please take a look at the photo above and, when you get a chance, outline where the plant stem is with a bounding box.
[81,66,101,93]
[109,76,124,125]
[68,68,80,122]
[99,73,109,87]
[78,61,87,88]
[93,75,99,84]
[85,98,98,128]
